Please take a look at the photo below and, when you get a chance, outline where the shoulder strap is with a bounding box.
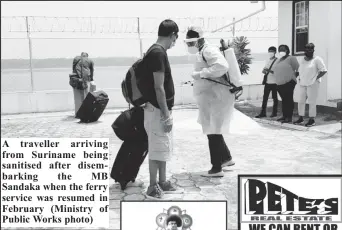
[143,44,163,60]
[74,58,85,80]
[269,57,277,70]
[201,45,209,63]
[73,58,82,72]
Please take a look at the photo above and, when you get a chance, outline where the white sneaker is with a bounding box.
[222,160,235,168]
[201,169,224,177]
[127,180,144,187]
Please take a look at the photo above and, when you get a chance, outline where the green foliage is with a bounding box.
[226,36,253,75]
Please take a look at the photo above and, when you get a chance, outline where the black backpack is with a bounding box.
[121,47,156,107]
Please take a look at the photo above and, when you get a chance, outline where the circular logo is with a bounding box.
[167,206,182,216]
[181,214,193,228]
[156,213,168,228]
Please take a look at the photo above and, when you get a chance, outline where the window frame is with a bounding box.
[292,0,309,56]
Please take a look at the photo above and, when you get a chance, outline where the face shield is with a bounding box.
[184,37,201,55]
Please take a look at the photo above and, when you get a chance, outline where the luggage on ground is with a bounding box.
[76,90,109,123]
[111,106,147,141]
[110,140,148,190]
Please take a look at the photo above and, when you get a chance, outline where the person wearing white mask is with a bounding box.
[273,44,299,123]
[184,26,235,177]
[256,46,278,118]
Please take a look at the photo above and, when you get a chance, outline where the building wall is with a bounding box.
[278,1,341,106]
[327,1,342,100]
[1,84,265,114]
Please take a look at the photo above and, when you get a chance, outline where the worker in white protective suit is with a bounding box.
[184,26,240,177]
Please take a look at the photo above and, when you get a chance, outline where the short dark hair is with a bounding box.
[268,46,277,53]
[186,30,200,39]
[166,215,182,227]
[278,44,290,55]
[305,43,315,49]
[81,52,89,57]
[158,19,179,37]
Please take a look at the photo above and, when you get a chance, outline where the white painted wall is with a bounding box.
[278,1,341,106]
[327,1,342,100]
[0,85,265,114]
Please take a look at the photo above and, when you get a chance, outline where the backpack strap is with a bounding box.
[262,58,277,84]
[73,58,82,74]
[143,44,163,60]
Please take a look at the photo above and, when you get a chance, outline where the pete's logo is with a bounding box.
[245,179,338,215]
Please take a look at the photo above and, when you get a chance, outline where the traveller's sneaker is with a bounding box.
[145,184,164,200]
[158,180,183,194]
[305,119,316,127]
[293,117,304,125]
[201,169,224,177]
[222,159,235,168]
[127,180,144,188]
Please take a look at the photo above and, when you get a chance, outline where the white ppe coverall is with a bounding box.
[192,43,235,135]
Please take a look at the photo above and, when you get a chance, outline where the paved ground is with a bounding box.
[1,105,341,230]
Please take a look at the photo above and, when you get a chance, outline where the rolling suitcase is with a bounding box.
[76,90,109,123]
[110,140,148,190]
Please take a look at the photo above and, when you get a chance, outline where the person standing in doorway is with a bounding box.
[255,46,278,118]
[294,43,327,127]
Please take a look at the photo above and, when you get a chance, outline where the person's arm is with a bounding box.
[72,57,79,73]
[199,46,229,78]
[262,62,268,74]
[290,56,300,75]
[262,60,273,74]
[154,72,170,120]
[315,57,328,80]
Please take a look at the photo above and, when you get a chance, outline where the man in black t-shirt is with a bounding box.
[141,19,181,199]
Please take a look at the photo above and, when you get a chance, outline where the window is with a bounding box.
[292,1,309,55]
